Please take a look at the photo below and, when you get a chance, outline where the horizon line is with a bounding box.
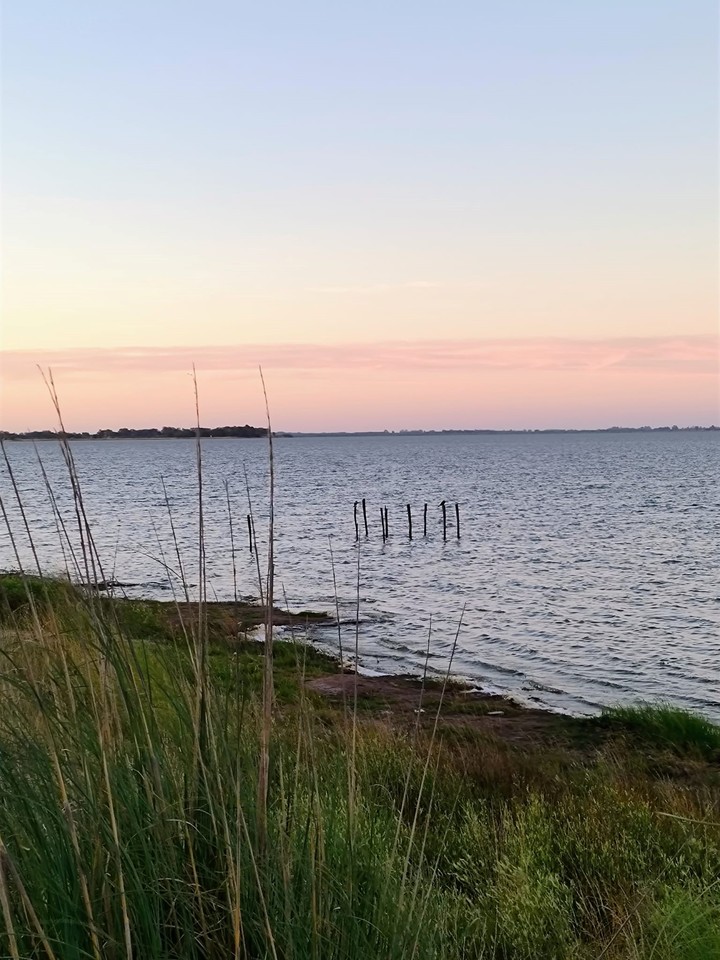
[2,424,718,439]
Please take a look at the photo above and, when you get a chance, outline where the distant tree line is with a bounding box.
[0,425,268,441]
[2,424,717,441]
[297,425,719,437]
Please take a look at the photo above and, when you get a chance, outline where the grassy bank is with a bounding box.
[0,573,718,959]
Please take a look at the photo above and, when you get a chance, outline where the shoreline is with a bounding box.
[73,592,719,755]
[102,596,720,758]
[108,592,587,725]
[2,575,714,728]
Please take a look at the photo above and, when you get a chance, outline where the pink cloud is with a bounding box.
[2,335,717,433]
[1,335,718,381]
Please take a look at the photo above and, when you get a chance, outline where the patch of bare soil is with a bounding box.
[305,672,599,750]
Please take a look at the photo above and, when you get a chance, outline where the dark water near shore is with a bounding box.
[1,433,719,719]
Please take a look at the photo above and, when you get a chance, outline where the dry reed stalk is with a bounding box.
[0,840,57,960]
[0,843,20,960]
[256,366,275,859]
[224,480,240,631]
[0,460,85,766]
[385,616,434,872]
[192,577,247,960]
[184,365,213,884]
[1,442,49,586]
[233,755,245,960]
[280,582,312,812]
[203,706,246,960]
[276,755,294,935]
[161,474,191,605]
[328,538,346,676]
[0,479,96,863]
[243,463,265,607]
[349,541,362,836]
[79,646,133,960]
[40,375,165,948]
[39,369,106,592]
[0,492,51,687]
[55,750,103,960]
[32,442,83,581]
[239,803,280,960]
[181,820,211,952]
[395,605,465,923]
[192,365,208,690]
[153,496,196,680]
[38,370,128,753]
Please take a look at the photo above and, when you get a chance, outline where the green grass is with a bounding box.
[1,576,719,959]
[646,888,720,960]
[0,571,77,620]
[603,703,720,760]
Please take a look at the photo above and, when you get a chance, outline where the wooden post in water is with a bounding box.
[423,502,428,537]
[455,502,460,539]
[384,506,389,539]
[247,514,254,553]
[353,501,359,541]
[441,501,447,541]
[362,497,369,536]
[406,503,413,539]
[380,508,386,542]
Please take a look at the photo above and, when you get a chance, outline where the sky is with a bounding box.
[1,0,718,431]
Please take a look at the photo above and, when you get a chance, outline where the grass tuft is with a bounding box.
[602,703,720,760]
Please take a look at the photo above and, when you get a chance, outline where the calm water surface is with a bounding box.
[1,433,718,719]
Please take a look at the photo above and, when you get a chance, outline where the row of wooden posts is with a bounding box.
[354,498,460,542]
[243,500,461,554]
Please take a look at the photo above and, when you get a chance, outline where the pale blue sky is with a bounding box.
[3,1,716,348]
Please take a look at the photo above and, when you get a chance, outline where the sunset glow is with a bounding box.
[2,336,717,433]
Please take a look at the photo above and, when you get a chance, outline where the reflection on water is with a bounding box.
[2,432,719,719]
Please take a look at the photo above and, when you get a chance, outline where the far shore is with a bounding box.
[2,424,718,442]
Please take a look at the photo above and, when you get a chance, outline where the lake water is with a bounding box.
[1,433,719,719]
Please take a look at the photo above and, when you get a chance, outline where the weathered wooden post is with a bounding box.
[455,502,460,538]
[423,502,428,537]
[407,503,413,539]
[362,497,369,536]
[384,506,389,539]
[441,500,447,541]
[380,508,386,542]
[353,501,359,541]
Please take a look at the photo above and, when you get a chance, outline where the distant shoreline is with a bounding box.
[0,425,268,441]
[1,424,717,441]
[282,425,719,437]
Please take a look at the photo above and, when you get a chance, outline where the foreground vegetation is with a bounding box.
[0,574,718,959]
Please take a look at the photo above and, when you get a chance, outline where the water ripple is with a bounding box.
[2,432,719,719]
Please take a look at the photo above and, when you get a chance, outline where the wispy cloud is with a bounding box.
[307,280,443,294]
[1,335,717,381]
